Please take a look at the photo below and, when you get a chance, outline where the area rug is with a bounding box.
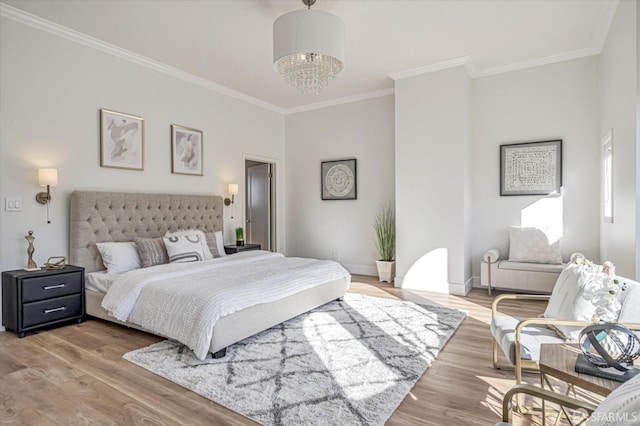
[123,293,466,425]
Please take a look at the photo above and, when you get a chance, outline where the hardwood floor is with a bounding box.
[1,276,574,425]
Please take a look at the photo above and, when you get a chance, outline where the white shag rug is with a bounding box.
[123,293,466,425]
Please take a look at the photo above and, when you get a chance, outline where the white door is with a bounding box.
[247,163,271,250]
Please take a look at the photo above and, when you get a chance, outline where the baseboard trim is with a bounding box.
[472,276,481,288]
[392,276,471,295]
[449,277,473,296]
[394,276,404,288]
[342,263,378,277]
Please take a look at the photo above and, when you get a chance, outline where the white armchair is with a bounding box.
[491,260,640,387]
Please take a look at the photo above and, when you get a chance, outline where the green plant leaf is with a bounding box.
[373,205,395,261]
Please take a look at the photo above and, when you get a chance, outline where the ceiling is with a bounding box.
[3,0,617,112]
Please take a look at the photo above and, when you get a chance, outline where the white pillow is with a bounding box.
[508,226,563,264]
[543,261,596,340]
[165,229,213,260]
[163,234,206,263]
[96,242,141,274]
[544,259,624,341]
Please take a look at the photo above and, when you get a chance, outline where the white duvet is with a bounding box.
[102,251,350,360]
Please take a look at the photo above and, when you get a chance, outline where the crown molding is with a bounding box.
[0,3,286,115]
[388,57,477,80]
[284,88,395,115]
[2,0,620,114]
[388,0,618,82]
[389,46,602,82]
[474,46,600,79]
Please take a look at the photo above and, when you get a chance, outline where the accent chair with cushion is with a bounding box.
[491,256,640,387]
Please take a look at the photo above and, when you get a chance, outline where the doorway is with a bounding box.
[245,159,275,251]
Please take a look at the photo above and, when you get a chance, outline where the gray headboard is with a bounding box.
[70,191,223,273]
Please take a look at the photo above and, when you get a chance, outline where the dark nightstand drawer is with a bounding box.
[22,294,83,328]
[22,271,83,303]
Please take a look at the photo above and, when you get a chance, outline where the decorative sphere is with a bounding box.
[580,324,640,368]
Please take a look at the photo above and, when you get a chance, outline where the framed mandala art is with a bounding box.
[321,159,357,200]
[500,140,562,196]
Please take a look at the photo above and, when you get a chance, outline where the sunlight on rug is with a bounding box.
[123,293,466,425]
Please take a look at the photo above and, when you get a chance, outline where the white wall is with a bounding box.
[471,57,601,281]
[395,66,472,294]
[0,20,284,290]
[284,96,395,275]
[599,0,638,279]
[637,0,640,281]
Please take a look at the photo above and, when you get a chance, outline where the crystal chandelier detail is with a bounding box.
[273,0,345,94]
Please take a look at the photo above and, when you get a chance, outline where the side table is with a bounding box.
[224,243,261,254]
[539,343,620,423]
[539,343,620,397]
[2,265,85,337]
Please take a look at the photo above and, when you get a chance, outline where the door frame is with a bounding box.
[243,153,278,252]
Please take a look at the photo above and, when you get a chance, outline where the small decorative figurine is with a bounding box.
[45,256,67,270]
[25,230,39,270]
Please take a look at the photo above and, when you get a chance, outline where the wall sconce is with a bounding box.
[35,168,58,224]
[224,183,239,206]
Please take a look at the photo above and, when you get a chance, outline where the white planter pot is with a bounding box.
[376,260,396,283]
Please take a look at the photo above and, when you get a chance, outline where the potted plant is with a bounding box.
[235,227,245,246]
[373,205,395,283]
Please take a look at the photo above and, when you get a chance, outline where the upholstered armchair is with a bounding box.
[491,258,640,386]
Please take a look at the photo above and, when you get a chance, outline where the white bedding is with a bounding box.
[85,270,119,293]
[102,251,350,359]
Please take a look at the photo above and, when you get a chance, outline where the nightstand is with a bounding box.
[224,243,261,254]
[2,265,85,337]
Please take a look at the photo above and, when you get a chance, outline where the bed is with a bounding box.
[70,191,349,359]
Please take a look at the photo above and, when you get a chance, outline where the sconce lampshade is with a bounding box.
[38,168,58,187]
[228,183,239,195]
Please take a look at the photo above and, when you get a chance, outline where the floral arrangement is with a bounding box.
[573,254,627,323]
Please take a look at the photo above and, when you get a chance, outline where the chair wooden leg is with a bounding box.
[487,257,493,296]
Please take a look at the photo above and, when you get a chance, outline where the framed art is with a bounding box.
[100,109,144,170]
[171,125,203,176]
[500,139,562,196]
[321,158,357,200]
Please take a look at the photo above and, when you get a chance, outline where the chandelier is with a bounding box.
[273,0,345,94]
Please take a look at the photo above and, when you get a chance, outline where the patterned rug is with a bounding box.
[123,293,466,425]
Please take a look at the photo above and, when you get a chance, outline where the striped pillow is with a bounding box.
[205,231,226,258]
[135,237,168,268]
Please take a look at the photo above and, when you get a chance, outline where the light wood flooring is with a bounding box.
[0,276,586,425]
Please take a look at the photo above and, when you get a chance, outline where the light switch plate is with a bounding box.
[5,197,23,212]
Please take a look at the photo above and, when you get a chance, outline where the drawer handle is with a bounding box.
[43,283,65,290]
[43,306,66,314]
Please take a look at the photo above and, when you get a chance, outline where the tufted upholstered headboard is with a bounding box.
[70,191,223,273]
